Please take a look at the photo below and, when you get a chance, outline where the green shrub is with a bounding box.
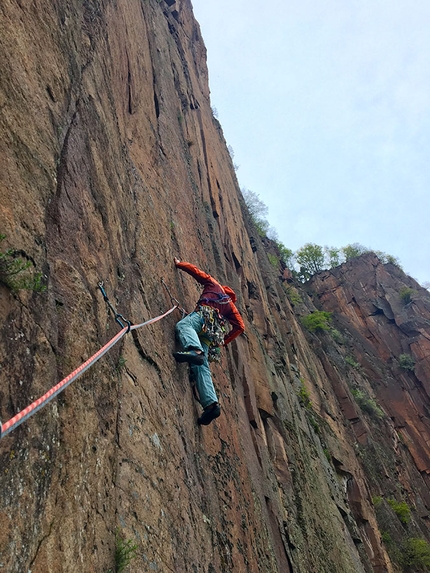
[0,234,46,293]
[374,250,402,268]
[330,328,344,344]
[310,418,320,434]
[399,353,415,371]
[109,529,138,573]
[345,355,360,369]
[351,389,384,419]
[286,286,302,306]
[267,254,278,268]
[372,495,383,507]
[297,380,311,409]
[401,538,430,569]
[301,311,332,333]
[381,531,392,545]
[399,286,414,304]
[255,219,270,237]
[387,499,411,524]
[323,448,331,462]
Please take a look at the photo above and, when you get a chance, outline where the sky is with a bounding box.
[191,0,430,285]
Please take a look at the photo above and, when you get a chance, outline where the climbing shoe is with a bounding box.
[198,403,221,426]
[173,350,205,366]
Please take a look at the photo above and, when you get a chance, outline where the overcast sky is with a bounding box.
[191,0,430,285]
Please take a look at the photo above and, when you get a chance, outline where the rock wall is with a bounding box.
[309,256,430,549]
[0,1,429,572]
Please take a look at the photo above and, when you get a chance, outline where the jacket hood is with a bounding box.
[222,286,237,303]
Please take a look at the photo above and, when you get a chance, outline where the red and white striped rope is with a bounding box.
[0,305,177,439]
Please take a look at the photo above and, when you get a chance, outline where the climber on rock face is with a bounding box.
[173,258,245,426]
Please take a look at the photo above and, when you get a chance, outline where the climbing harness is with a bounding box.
[162,279,225,362]
[0,285,177,439]
[198,291,232,306]
[197,305,226,363]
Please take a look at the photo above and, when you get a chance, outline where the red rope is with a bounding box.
[0,305,177,439]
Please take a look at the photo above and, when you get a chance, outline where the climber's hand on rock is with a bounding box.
[174,257,180,266]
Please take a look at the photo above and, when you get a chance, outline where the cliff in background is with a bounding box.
[1,1,429,572]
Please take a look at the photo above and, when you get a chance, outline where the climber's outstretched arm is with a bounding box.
[174,258,217,287]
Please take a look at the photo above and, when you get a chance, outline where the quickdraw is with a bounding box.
[197,304,226,363]
[98,282,131,331]
[0,285,177,439]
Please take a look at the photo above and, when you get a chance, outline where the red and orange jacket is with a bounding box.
[176,261,245,345]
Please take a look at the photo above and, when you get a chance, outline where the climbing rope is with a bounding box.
[0,285,178,439]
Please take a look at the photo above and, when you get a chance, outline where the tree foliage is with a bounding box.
[276,243,295,269]
[242,189,268,223]
[296,243,325,281]
[241,188,271,237]
[240,190,404,281]
[242,189,294,267]
[399,287,415,304]
[301,311,332,332]
[325,246,341,268]
[292,241,401,282]
[295,242,401,281]
[387,499,411,524]
[374,251,401,266]
[341,243,368,260]
[401,538,430,569]
[399,353,415,371]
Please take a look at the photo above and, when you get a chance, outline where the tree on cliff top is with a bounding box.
[241,188,270,237]
[241,188,285,244]
[342,243,369,260]
[241,188,267,221]
[295,243,401,282]
[241,190,402,281]
[296,243,325,281]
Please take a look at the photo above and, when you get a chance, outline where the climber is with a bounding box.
[173,258,245,425]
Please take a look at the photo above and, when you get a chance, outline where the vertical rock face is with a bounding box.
[310,255,430,475]
[0,2,429,572]
[306,257,430,570]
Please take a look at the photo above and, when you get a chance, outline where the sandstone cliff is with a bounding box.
[1,1,429,572]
